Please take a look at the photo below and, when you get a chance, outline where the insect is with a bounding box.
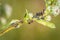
[24,9,46,24]
[0,20,23,36]
[0,0,59,36]
[33,9,45,20]
[27,19,33,24]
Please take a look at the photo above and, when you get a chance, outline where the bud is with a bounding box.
[52,6,60,16]
[45,15,51,21]
[28,13,33,18]
[0,17,7,25]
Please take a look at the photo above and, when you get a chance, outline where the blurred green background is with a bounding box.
[0,0,60,40]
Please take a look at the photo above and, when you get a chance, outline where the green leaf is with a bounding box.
[35,19,56,28]
[24,9,33,23]
[24,9,29,23]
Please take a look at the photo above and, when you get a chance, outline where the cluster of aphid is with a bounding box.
[10,20,23,28]
[33,9,45,20]
[0,0,60,36]
[28,9,45,24]
[9,9,45,28]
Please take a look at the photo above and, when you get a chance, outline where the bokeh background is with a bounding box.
[0,0,60,40]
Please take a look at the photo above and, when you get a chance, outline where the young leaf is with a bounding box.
[34,19,56,28]
[24,9,29,23]
[24,9,33,23]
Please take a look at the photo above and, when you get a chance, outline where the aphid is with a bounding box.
[36,9,45,16]
[10,20,23,28]
[24,13,27,17]
[10,23,18,28]
[33,9,45,20]
[41,16,44,19]
[19,20,23,23]
[27,19,33,24]
[0,20,23,36]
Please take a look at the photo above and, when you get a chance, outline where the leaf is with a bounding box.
[24,9,33,23]
[35,19,56,28]
[24,9,29,23]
